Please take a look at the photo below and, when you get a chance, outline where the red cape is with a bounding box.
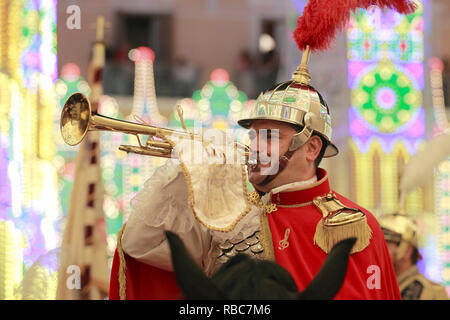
[267,169,401,300]
[109,249,181,300]
[109,169,401,300]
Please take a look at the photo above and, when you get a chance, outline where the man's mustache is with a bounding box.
[246,152,274,168]
[246,152,291,177]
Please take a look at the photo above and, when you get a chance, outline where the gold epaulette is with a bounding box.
[312,192,372,254]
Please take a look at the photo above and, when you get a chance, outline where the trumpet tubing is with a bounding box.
[118,145,173,158]
[60,92,249,159]
[60,92,200,147]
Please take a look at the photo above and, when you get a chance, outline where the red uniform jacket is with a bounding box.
[109,169,401,300]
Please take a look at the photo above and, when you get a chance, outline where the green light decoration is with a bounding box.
[170,68,249,130]
[352,57,421,133]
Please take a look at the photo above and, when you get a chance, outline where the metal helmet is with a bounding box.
[379,211,422,263]
[379,212,419,249]
[237,46,338,157]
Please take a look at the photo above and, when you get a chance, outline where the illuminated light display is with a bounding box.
[170,68,252,142]
[128,46,166,125]
[97,95,127,261]
[435,160,450,295]
[0,0,59,299]
[429,56,450,294]
[0,221,24,299]
[347,1,447,291]
[56,63,91,102]
[122,46,168,222]
[429,57,449,132]
[347,1,428,214]
[17,248,58,299]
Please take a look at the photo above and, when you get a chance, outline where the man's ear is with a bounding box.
[305,135,322,163]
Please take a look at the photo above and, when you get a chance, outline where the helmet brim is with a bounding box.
[237,117,339,158]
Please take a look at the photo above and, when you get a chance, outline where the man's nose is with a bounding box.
[249,135,271,157]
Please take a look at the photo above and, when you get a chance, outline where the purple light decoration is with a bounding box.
[439,179,450,190]
[291,0,306,13]
[0,135,12,220]
[13,210,48,266]
[348,61,423,91]
[348,61,370,89]
[349,106,425,154]
[417,234,444,284]
[52,0,58,82]
[20,1,41,91]
[404,63,424,89]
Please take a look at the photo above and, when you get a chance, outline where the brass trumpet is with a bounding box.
[60,92,249,158]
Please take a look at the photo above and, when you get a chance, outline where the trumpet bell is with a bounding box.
[60,92,91,146]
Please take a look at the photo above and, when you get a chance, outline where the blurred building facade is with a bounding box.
[57,0,297,99]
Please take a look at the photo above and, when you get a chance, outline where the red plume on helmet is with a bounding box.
[293,0,417,52]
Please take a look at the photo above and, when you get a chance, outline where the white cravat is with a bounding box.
[269,175,318,195]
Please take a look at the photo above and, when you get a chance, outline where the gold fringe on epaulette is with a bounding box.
[313,216,372,254]
[117,223,127,300]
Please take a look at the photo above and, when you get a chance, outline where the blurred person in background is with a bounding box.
[172,57,199,97]
[380,212,448,300]
[234,49,256,99]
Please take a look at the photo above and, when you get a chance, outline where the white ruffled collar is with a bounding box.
[269,175,318,195]
[259,175,318,204]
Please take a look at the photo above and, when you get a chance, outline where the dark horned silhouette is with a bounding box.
[165,231,356,300]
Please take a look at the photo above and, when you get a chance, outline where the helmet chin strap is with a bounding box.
[289,112,314,151]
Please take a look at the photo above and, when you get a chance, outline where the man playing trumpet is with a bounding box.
[107,0,418,300]
[109,45,401,300]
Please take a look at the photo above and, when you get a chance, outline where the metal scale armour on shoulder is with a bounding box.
[211,231,264,265]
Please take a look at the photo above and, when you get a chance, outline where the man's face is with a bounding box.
[385,240,415,276]
[247,120,322,192]
[386,241,398,265]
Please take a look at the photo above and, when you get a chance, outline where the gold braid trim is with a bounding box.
[248,192,277,214]
[116,223,127,300]
[248,192,276,261]
[259,212,275,261]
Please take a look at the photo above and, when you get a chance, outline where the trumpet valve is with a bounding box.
[145,139,173,151]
